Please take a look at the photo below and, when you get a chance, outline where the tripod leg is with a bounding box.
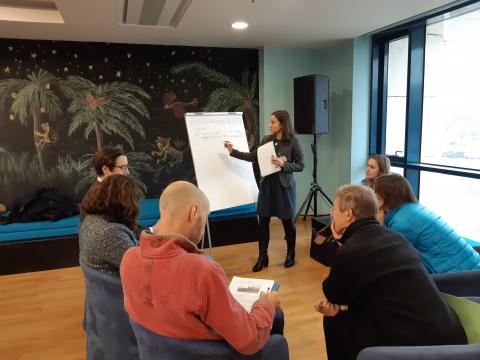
[295,188,314,222]
[318,187,334,206]
[303,189,316,221]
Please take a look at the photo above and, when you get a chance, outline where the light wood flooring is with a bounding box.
[0,218,330,360]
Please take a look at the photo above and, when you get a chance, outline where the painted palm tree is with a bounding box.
[60,76,150,151]
[0,69,63,171]
[171,63,259,149]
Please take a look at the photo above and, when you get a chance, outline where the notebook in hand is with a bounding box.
[229,276,279,312]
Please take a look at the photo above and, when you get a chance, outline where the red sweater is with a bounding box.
[120,232,275,355]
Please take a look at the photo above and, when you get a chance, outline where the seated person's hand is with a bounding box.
[314,298,340,317]
[330,220,344,240]
[259,291,281,310]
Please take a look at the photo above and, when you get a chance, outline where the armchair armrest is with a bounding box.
[357,344,480,360]
[432,270,480,297]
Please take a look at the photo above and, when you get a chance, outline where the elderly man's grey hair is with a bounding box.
[335,184,378,220]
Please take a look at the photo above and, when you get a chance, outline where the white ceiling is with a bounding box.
[0,0,460,48]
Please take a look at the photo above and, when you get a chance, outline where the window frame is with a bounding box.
[370,1,480,198]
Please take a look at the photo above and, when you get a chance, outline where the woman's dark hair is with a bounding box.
[92,146,125,176]
[374,173,418,212]
[80,174,140,230]
[272,110,295,142]
[365,155,391,187]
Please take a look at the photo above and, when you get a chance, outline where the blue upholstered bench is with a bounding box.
[0,200,258,275]
[0,200,257,243]
[0,199,159,243]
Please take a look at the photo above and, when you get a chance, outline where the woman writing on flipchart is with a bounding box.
[224,110,304,271]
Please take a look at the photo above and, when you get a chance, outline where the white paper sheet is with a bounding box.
[185,112,258,211]
[229,276,275,312]
[257,141,281,177]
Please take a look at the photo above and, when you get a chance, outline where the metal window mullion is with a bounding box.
[369,40,381,155]
[404,24,426,196]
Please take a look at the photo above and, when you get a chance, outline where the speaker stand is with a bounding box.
[295,134,333,222]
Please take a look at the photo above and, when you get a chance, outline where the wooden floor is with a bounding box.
[0,219,330,360]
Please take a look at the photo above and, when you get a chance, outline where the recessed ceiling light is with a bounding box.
[232,21,248,30]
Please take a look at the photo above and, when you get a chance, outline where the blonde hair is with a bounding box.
[365,155,391,188]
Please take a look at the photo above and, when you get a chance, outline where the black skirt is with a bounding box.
[257,173,296,220]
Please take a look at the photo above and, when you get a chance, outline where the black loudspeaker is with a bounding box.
[294,74,329,134]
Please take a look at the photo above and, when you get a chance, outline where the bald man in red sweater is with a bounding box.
[120,181,282,355]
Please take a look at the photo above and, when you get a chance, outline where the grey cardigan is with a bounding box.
[79,214,138,276]
[230,135,304,188]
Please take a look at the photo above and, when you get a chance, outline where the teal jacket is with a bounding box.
[384,203,480,274]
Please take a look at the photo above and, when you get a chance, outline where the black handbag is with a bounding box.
[310,225,339,267]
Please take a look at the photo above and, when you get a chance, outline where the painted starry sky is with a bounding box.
[0,39,257,102]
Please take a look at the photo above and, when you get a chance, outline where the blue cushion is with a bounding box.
[137,198,160,227]
[0,198,159,243]
[0,200,256,243]
[209,203,257,220]
[0,216,80,243]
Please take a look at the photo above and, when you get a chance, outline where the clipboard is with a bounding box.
[257,141,281,177]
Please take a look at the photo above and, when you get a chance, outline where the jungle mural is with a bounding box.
[0,39,259,208]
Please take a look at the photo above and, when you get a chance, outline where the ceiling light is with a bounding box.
[232,21,248,30]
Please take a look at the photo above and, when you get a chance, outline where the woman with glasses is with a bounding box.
[374,173,480,274]
[80,146,129,221]
[79,174,140,275]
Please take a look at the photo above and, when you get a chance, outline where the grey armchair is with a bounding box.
[130,319,289,360]
[81,263,139,360]
[357,269,480,360]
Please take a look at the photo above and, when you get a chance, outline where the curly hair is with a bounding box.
[80,174,140,230]
[92,146,125,176]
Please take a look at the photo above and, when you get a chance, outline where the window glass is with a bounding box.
[390,166,404,175]
[422,10,480,170]
[385,37,409,157]
[420,171,480,241]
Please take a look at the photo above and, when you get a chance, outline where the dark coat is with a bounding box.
[323,218,466,360]
[230,135,304,188]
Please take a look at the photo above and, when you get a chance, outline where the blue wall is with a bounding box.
[351,35,372,184]
[260,40,370,214]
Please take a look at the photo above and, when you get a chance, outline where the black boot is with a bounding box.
[252,251,269,272]
[253,216,270,272]
[283,219,296,268]
[284,251,295,268]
